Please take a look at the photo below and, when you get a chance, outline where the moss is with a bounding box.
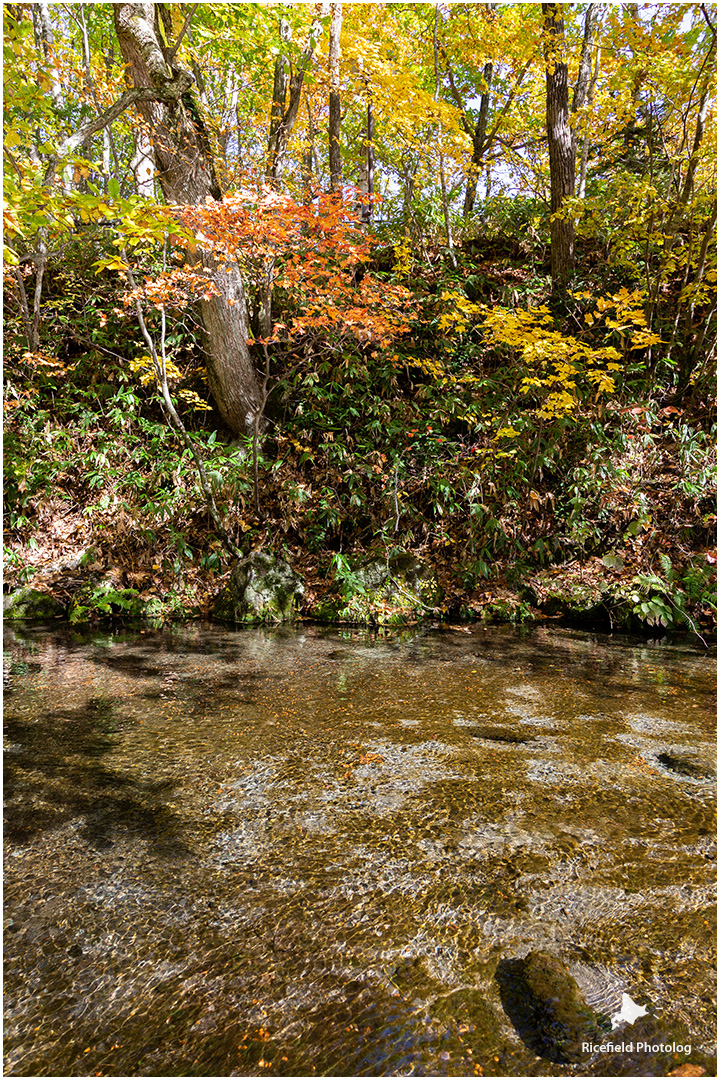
[3,587,66,621]
[312,552,442,624]
[214,551,305,624]
[496,951,605,1064]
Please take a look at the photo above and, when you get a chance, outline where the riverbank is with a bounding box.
[5,377,715,639]
[3,539,716,642]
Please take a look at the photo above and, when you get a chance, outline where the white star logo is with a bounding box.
[612,993,648,1027]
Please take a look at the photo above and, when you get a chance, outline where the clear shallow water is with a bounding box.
[3,621,716,1078]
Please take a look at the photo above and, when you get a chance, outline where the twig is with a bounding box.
[388,576,437,613]
[253,340,273,519]
[393,459,401,533]
[165,4,199,64]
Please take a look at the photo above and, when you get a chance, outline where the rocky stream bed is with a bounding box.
[3,621,716,1077]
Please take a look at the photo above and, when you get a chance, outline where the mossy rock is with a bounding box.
[481,596,535,624]
[214,551,305,624]
[3,587,66,621]
[313,553,442,625]
[525,569,609,627]
[496,951,606,1064]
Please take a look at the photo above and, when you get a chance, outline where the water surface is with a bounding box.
[3,622,716,1077]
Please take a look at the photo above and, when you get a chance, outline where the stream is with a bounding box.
[3,621,716,1078]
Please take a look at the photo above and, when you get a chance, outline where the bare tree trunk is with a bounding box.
[543,3,575,298]
[36,2,62,108]
[365,95,374,226]
[401,151,417,228]
[433,3,456,268]
[302,98,316,202]
[266,18,291,181]
[131,125,156,196]
[266,17,321,187]
[329,2,343,193]
[28,2,59,348]
[302,101,315,201]
[113,2,263,437]
[463,61,492,218]
[354,70,374,227]
[573,4,601,199]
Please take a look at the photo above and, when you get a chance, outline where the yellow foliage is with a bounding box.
[409,354,446,380]
[483,299,634,420]
[393,236,413,279]
[129,353,181,386]
[438,289,483,335]
[178,388,212,412]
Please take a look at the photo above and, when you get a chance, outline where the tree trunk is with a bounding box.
[543,3,575,298]
[131,127,155,196]
[573,4,600,198]
[463,61,492,218]
[354,73,374,227]
[266,19,291,182]
[328,2,343,193]
[302,98,316,203]
[35,1,62,108]
[113,2,263,436]
[365,96,374,226]
[433,3,456,268]
[266,17,321,187]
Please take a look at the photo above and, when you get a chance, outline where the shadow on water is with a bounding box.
[4,698,189,856]
[496,958,557,1062]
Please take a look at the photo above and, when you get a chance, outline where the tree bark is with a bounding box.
[364,96,374,226]
[462,62,492,218]
[301,97,316,202]
[573,4,600,199]
[130,127,155,196]
[113,2,263,436]
[35,1,62,108]
[328,2,343,193]
[433,3,456,268]
[543,3,575,298]
[266,17,321,186]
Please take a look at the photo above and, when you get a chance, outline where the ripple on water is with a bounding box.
[3,622,715,1078]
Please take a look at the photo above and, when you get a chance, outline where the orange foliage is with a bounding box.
[174,188,416,348]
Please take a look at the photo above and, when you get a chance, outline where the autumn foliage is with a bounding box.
[171,190,416,348]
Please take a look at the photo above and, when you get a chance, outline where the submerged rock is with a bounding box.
[523,570,609,627]
[3,587,66,621]
[656,751,715,781]
[496,951,606,1063]
[214,551,305,623]
[314,553,442,625]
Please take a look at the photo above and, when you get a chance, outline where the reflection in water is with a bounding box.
[3,622,716,1077]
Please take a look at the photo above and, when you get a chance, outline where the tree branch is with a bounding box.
[43,73,192,185]
[165,3,199,64]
